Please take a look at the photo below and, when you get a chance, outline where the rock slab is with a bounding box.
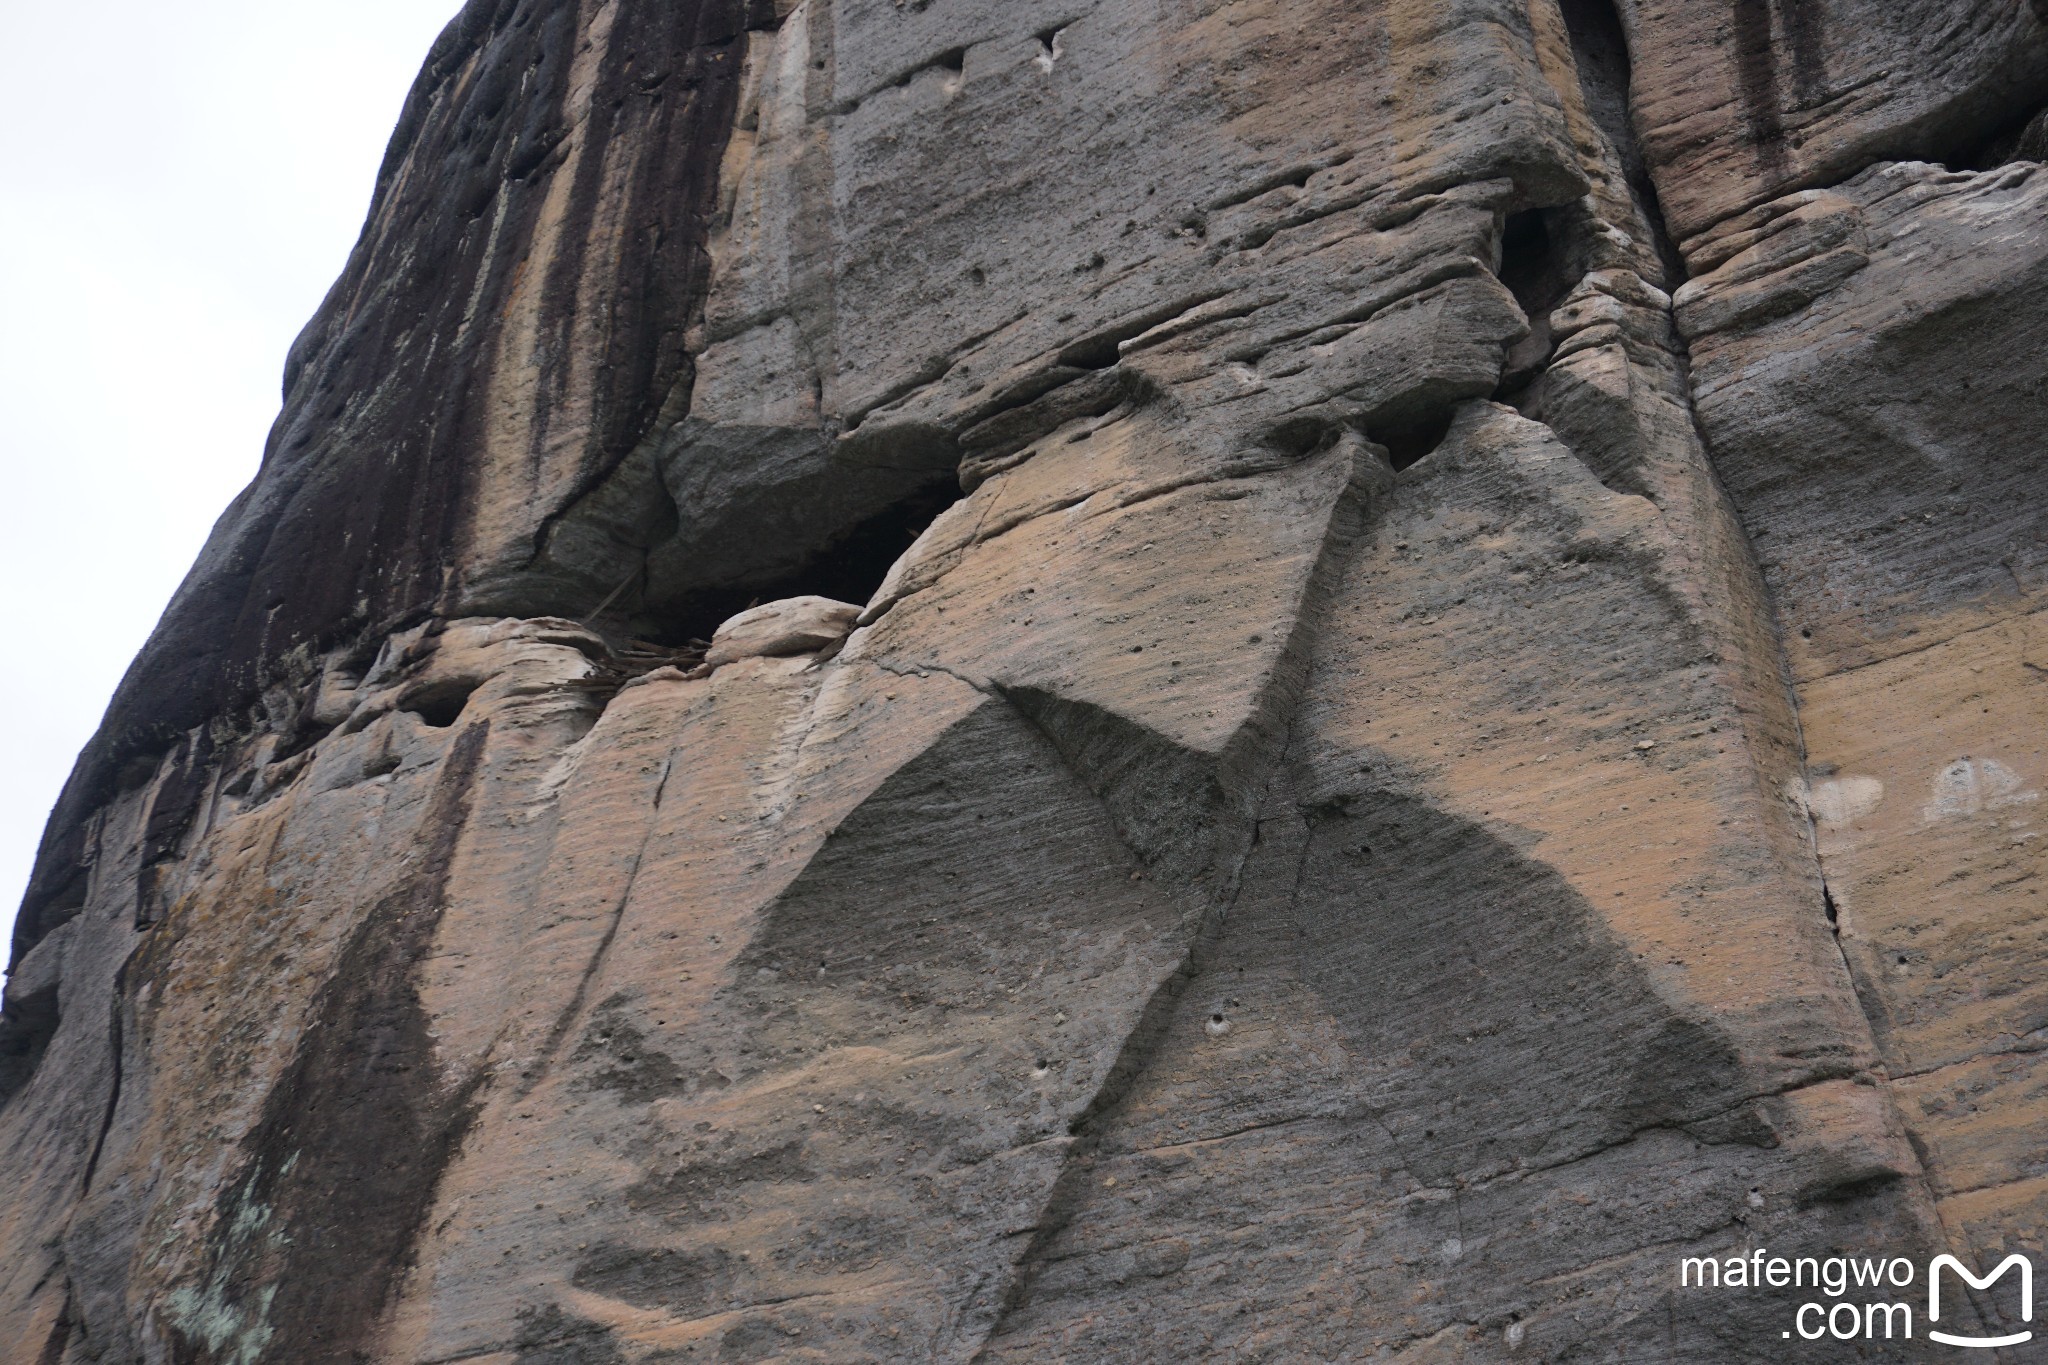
[4,1,2047,1361]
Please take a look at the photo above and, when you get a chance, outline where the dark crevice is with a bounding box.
[399,679,481,729]
[78,952,134,1197]
[1558,0,1687,287]
[743,0,788,31]
[894,46,965,87]
[1057,336,1129,373]
[639,475,962,646]
[1205,160,1328,213]
[1822,882,1840,933]
[833,42,969,111]
[1954,103,2048,170]
[1494,208,1577,392]
[1374,410,1455,471]
[0,980,60,1109]
[959,369,1128,476]
[1798,1168,1904,1209]
[1049,293,1229,375]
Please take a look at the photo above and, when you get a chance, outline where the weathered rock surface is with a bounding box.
[702,597,861,669]
[5,0,2046,1361]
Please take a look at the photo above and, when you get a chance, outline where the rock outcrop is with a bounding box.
[5,1,2045,1360]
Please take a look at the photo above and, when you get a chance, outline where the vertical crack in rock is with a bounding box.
[517,751,679,1099]
[1556,0,1686,286]
[165,722,492,1365]
[968,453,1381,1350]
[76,952,135,1201]
[1784,678,1907,1073]
[1558,0,1914,1089]
[962,876,1232,1360]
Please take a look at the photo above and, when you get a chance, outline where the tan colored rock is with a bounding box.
[702,596,861,669]
[6,1,2047,1361]
[1680,153,2048,1314]
[1623,0,2048,249]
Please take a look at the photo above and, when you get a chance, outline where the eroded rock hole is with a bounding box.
[401,680,479,728]
[1375,410,1455,471]
[1034,26,1065,72]
[642,475,963,645]
[1496,209,1577,394]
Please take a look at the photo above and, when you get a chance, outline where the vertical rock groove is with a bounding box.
[1728,0,1790,176]
[1557,0,1687,284]
[168,723,491,1365]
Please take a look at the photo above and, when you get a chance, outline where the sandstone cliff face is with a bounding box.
[5,1,2046,1361]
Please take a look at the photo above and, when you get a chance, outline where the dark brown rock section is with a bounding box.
[166,722,488,1365]
[14,0,751,967]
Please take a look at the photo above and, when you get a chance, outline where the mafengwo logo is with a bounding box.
[1929,1256,2033,1349]
[1679,1249,2033,1346]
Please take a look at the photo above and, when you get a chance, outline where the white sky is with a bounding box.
[0,1,466,970]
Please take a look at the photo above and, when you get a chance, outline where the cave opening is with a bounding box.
[1493,207,1579,399]
[1954,103,2048,171]
[628,470,964,648]
[1376,410,1456,471]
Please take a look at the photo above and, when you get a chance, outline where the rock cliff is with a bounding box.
[5,0,2046,1360]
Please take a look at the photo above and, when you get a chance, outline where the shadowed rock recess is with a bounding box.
[6,0,2047,1359]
